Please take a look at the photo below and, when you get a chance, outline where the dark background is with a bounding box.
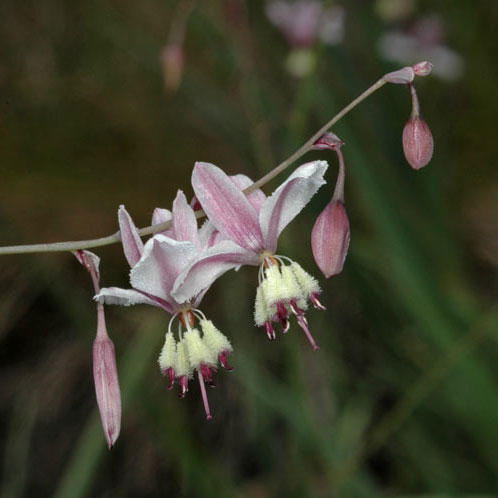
[1,1,497,497]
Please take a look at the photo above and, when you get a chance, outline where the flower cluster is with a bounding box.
[70,63,434,448]
[91,160,334,427]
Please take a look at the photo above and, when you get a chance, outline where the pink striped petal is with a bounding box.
[172,240,259,303]
[259,160,328,252]
[118,205,144,267]
[130,235,195,304]
[192,162,264,252]
[172,190,199,247]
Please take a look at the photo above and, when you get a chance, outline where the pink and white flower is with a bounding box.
[95,192,234,420]
[172,160,328,351]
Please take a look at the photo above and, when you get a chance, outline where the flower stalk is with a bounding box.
[0,74,388,256]
[0,62,433,256]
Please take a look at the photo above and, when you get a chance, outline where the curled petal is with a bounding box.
[172,190,200,247]
[259,160,328,252]
[172,240,259,303]
[95,287,174,312]
[192,162,265,252]
[118,206,144,268]
[130,235,196,304]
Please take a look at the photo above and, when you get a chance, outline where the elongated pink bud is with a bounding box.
[74,249,122,449]
[93,331,122,449]
[312,147,350,278]
[402,85,434,170]
[312,200,350,278]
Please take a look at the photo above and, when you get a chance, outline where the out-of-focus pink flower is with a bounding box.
[311,136,350,278]
[161,43,185,92]
[266,1,345,48]
[378,15,463,81]
[74,250,121,449]
[174,161,329,351]
[402,84,434,170]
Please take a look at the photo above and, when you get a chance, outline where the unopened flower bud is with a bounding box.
[312,146,350,277]
[161,43,185,93]
[74,249,122,449]
[93,334,121,449]
[412,61,433,77]
[384,66,415,84]
[312,200,350,278]
[313,132,344,150]
[403,84,434,170]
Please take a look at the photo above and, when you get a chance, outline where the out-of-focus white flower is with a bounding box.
[378,15,463,81]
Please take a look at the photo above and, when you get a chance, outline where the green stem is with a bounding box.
[0,76,388,255]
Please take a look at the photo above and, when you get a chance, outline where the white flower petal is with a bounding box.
[130,235,196,303]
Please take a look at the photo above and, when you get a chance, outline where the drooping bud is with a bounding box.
[402,84,434,170]
[383,66,415,84]
[74,250,122,450]
[312,200,350,278]
[311,147,350,278]
[93,332,122,450]
[412,61,433,77]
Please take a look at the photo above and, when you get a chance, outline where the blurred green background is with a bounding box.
[1,1,497,497]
